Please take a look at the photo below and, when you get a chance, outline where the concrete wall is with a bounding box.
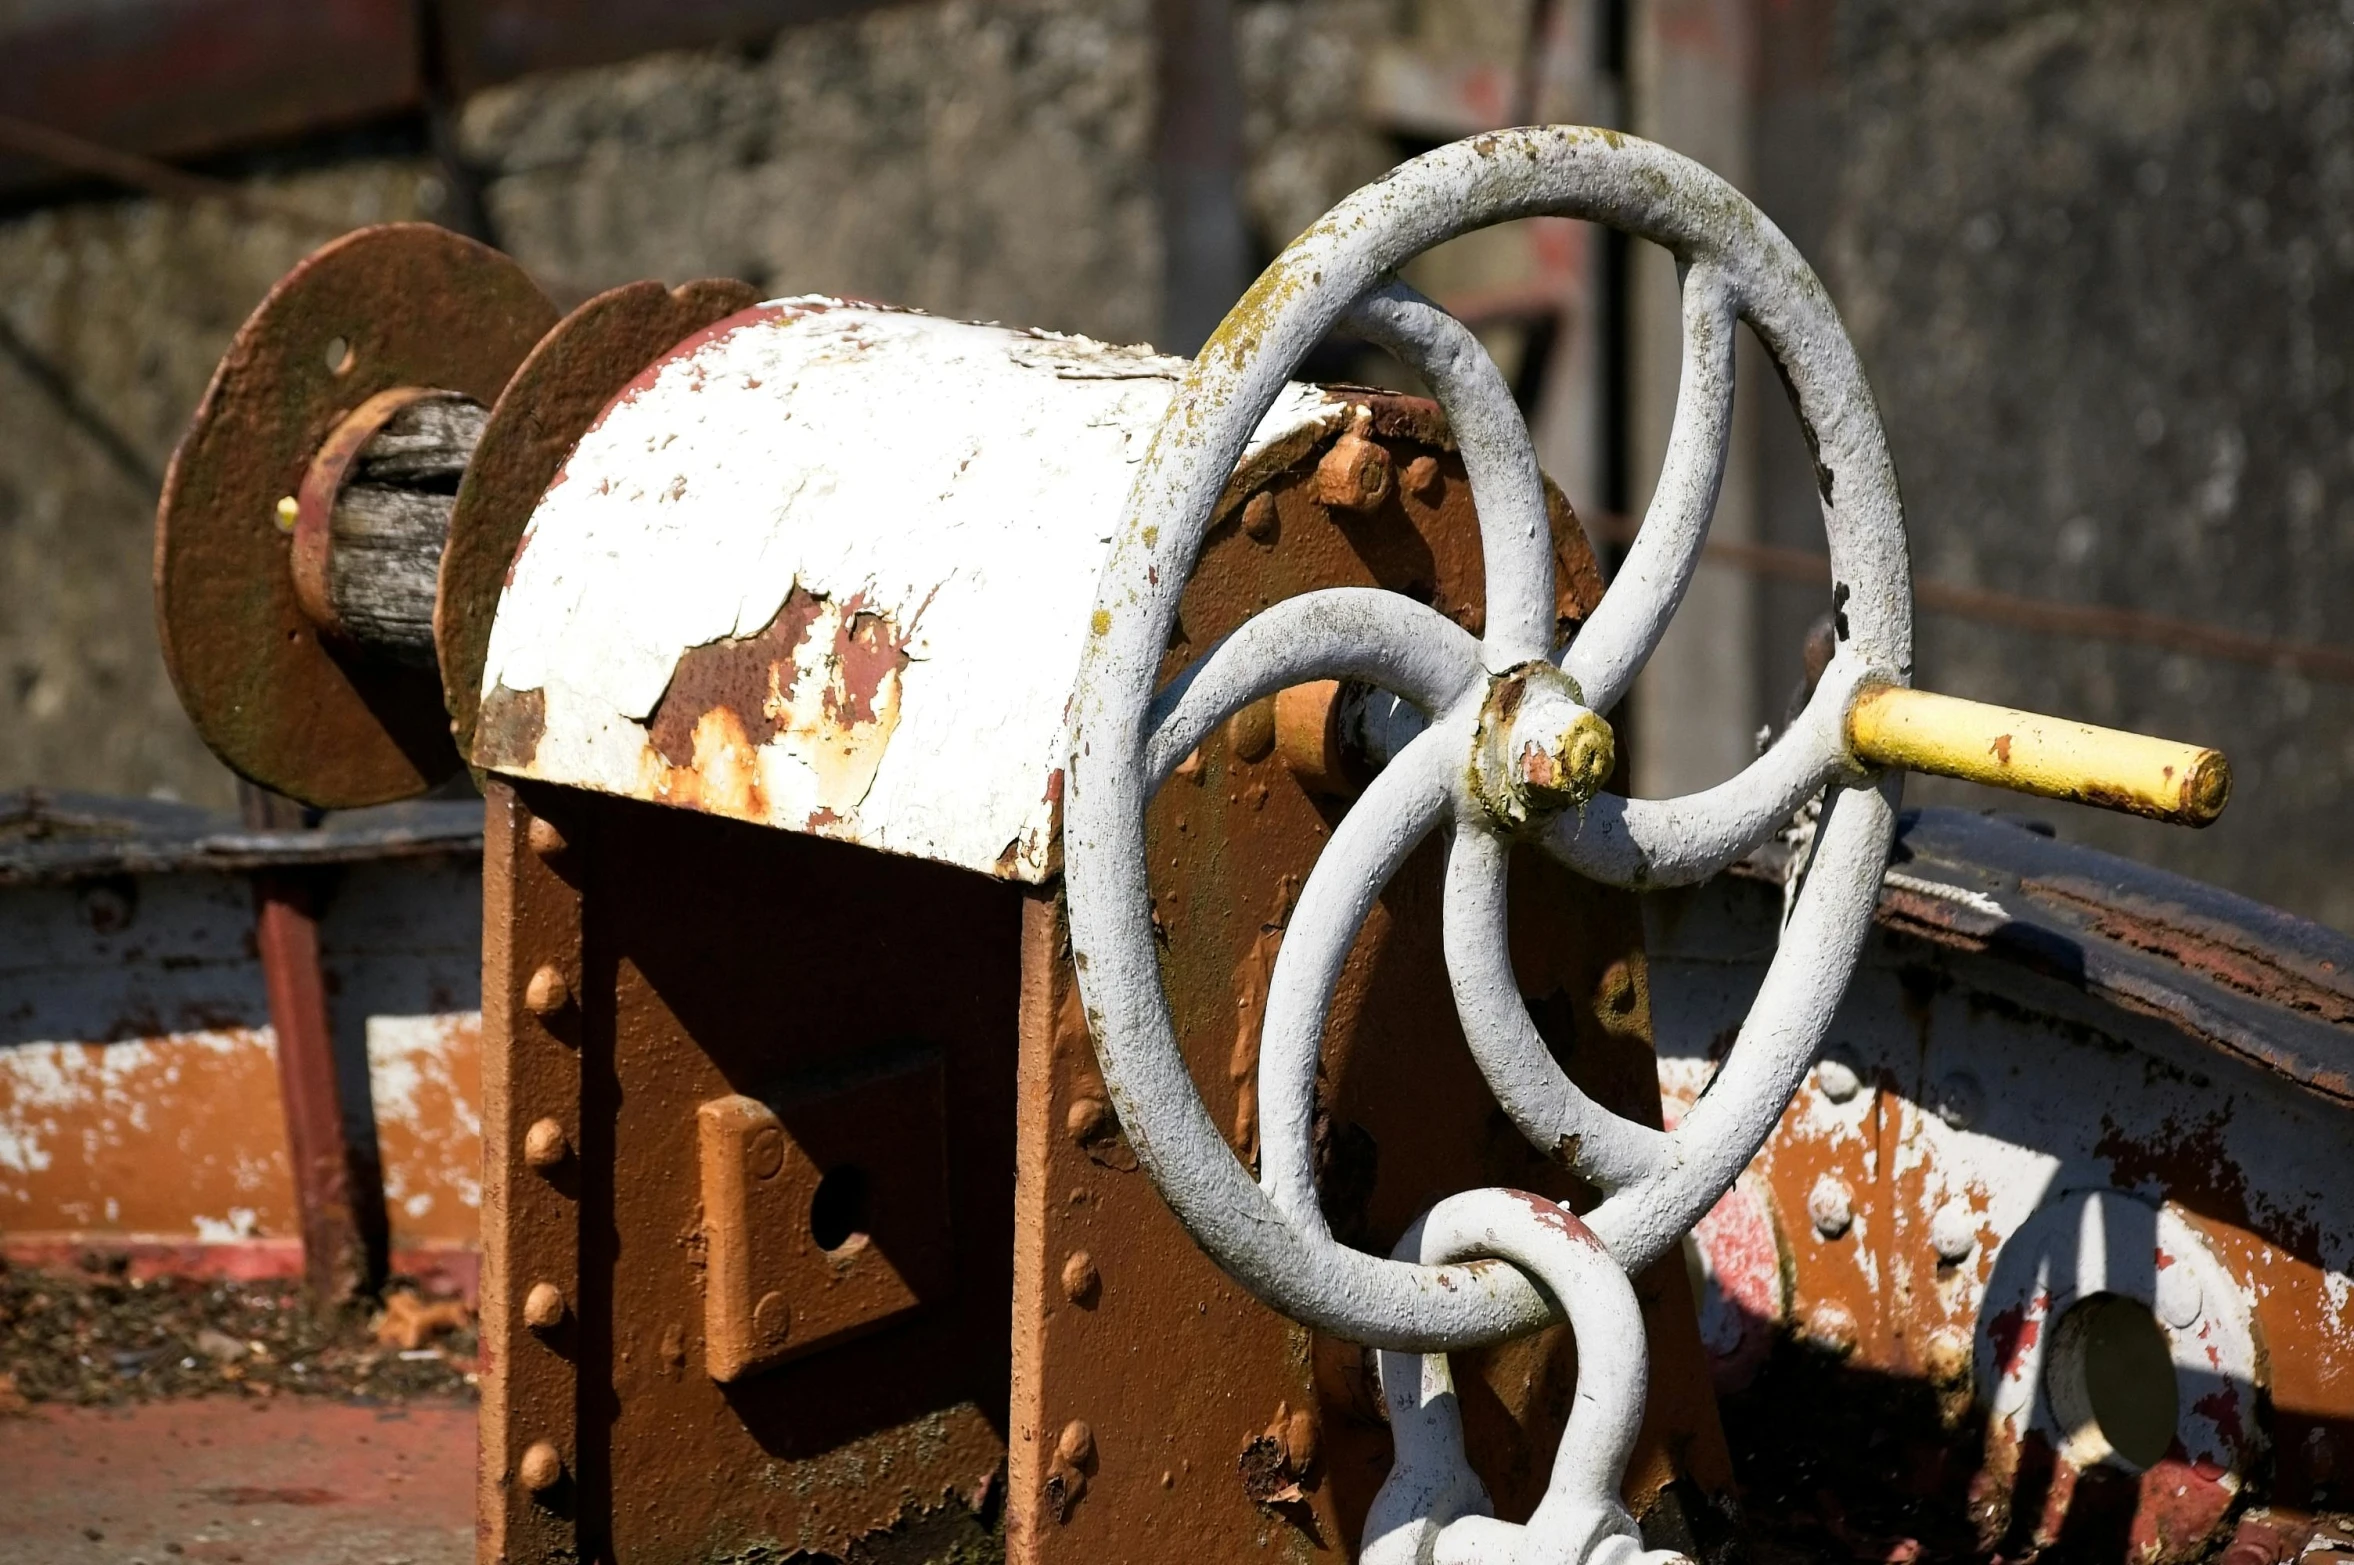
[1632,0,2354,932]
[1822,0,2354,928]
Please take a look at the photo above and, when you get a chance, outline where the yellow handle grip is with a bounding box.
[1845,685,2231,827]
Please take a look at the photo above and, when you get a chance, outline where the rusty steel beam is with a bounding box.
[0,0,903,201]
[249,881,380,1306]
[241,780,385,1307]
[0,0,421,199]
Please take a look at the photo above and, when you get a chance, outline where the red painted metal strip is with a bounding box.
[253,871,381,1304]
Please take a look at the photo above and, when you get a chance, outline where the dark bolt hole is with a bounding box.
[809,1165,871,1253]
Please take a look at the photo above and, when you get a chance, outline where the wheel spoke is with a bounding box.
[1540,654,1863,888]
[1583,772,1901,1273]
[1144,587,1480,790]
[1258,723,1459,1230]
[1442,824,1672,1189]
[1346,281,1556,669]
[1560,263,1738,713]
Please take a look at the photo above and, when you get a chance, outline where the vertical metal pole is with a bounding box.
[1154,0,1251,356]
[241,782,379,1305]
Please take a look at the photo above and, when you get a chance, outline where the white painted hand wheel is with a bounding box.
[1065,125,1911,1355]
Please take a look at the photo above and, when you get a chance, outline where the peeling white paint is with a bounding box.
[480,301,1341,881]
[0,1030,265,1177]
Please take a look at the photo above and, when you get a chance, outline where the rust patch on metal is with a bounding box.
[441,277,762,766]
[154,223,555,808]
[648,591,831,767]
[2028,876,2354,1027]
[634,586,924,829]
[474,682,547,772]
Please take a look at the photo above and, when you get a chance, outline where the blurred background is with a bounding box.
[3,0,2350,929]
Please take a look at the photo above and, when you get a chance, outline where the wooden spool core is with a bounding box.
[323,392,486,666]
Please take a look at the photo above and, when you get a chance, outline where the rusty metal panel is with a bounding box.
[479,781,586,1564]
[1654,808,2354,1563]
[1007,412,1730,1564]
[485,790,1023,1561]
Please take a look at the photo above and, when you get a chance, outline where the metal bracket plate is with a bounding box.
[698,1044,949,1382]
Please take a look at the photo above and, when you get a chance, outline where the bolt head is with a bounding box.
[1227,698,1276,762]
[518,1441,563,1492]
[1474,665,1614,828]
[1923,1327,1973,1388]
[1931,1201,1978,1262]
[522,1118,569,1170]
[1060,1250,1100,1303]
[1313,431,1393,513]
[526,816,567,858]
[2156,1263,2203,1329]
[1816,1050,1863,1103]
[1936,1072,1983,1130]
[1242,491,1279,542]
[746,1125,786,1181]
[1056,1419,1095,1466]
[523,1282,566,1330]
[1804,1301,1860,1356]
[524,964,571,1017]
[1809,1175,1855,1239]
[752,1290,791,1347]
[1066,1097,1110,1142]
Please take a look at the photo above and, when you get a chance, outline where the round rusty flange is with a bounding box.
[437,277,761,766]
[155,223,558,808]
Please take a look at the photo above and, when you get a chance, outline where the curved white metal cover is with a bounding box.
[474,299,1341,882]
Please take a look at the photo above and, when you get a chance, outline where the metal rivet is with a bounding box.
[2157,1263,2203,1329]
[1936,1072,1983,1129]
[1066,1098,1110,1142]
[1228,698,1275,762]
[1061,1250,1100,1303]
[1283,1406,1319,1472]
[1924,1327,1973,1388]
[1242,491,1278,543]
[1804,1301,1859,1355]
[1809,1175,1855,1239]
[1402,453,1441,499]
[523,1282,566,1329]
[1931,1201,1977,1262]
[522,1118,569,1170]
[1057,1420,1094,1466]
[525,964,571,1017]
[518,1441,563,1492]
[747,1124,785,1181]
[1816,1048,1862,1104]
[753,1290,790,1345]
[1597,959,1637,1016]
[526,816,567,857]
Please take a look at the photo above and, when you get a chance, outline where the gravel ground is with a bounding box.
[0,1257,477,1408]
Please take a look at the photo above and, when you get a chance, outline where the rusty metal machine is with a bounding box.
[147,126,2348,1565]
